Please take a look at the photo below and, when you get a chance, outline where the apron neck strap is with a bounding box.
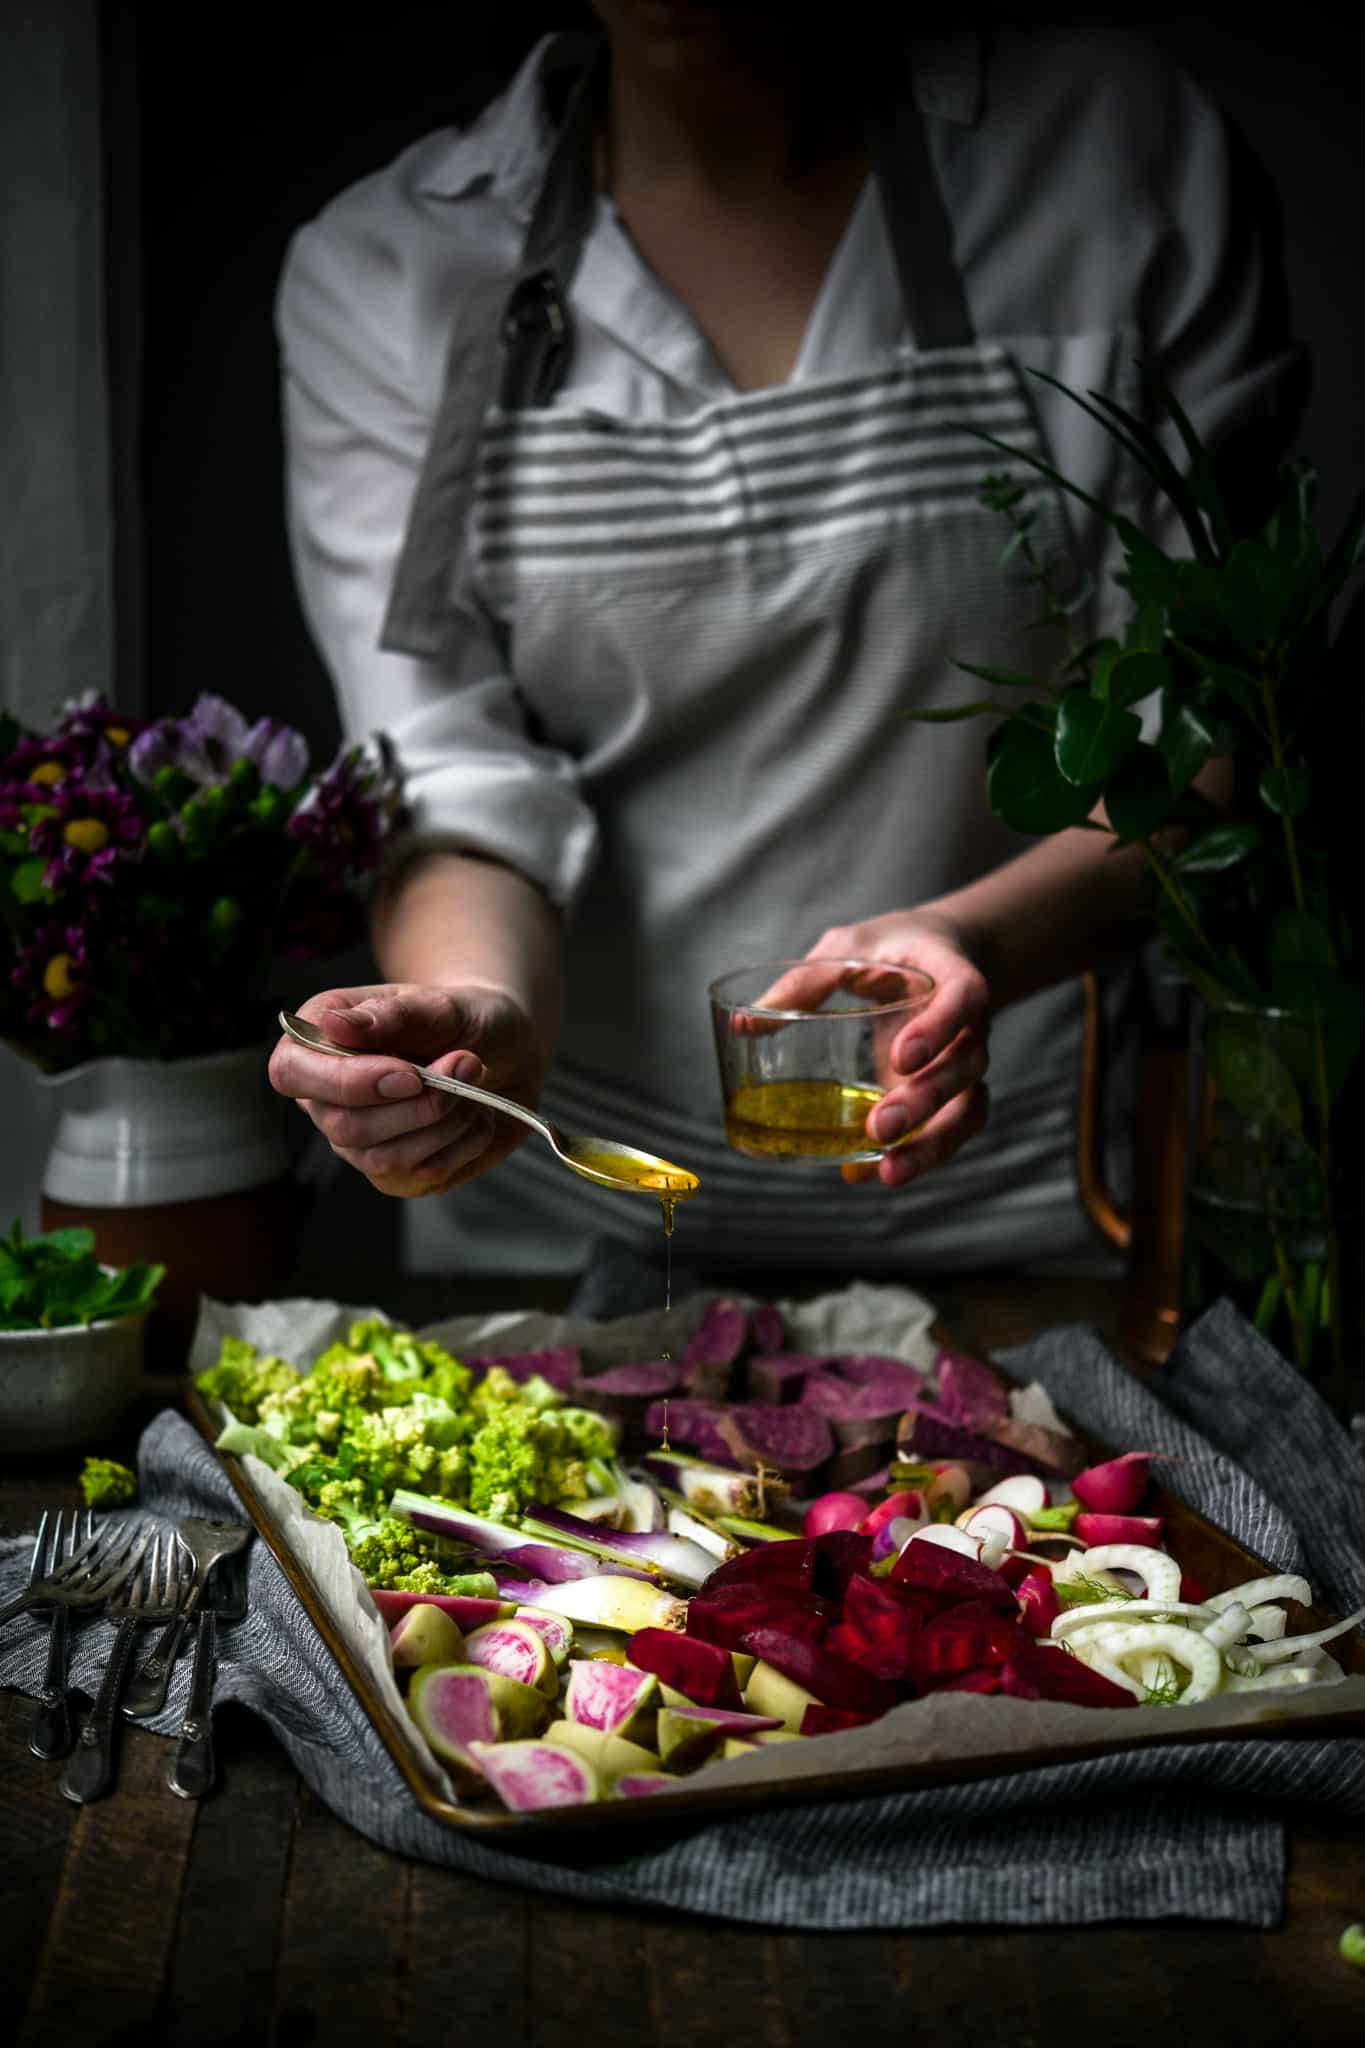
[865,44,976,352]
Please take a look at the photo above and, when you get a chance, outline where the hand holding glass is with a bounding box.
[708,960,934,1164]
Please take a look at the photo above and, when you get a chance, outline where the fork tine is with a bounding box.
[81,1524,152,1600]
[28,1511,50,1587]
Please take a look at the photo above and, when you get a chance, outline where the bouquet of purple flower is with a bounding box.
[0,692,405,1067]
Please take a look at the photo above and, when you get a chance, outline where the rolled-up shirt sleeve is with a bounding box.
[275,213,599,913]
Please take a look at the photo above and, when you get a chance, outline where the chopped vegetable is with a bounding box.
[519,1502,715,1587]
[1073,1513,1164,1548]
[744,1659,821,1731]
[79,1456,136,1510]
[367,1589,512,1630]
[513,1606,573,1664]
[1000,1644,1137,1708]
[545,1721,661,1781]
[462,1620,557,1697]
[388,1602,465,1670]
[470,1740,600,1811]
[1070,1451,1156,1516]
[1053,1543,1181,1607]
[802,1491,869,1538]
[656,1704,784,1768]
[564,1660,659,1741]
[628,1629,744,1710]
[971,1474,1048,1520]
[495,1572,687,1634]
[406,1665,501,1782]
[614,1772,678,1798]
[1338,1925,1365,1973]
[641,1449,788,1518]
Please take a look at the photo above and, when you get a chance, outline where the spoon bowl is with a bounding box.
[278,1011,699,1207]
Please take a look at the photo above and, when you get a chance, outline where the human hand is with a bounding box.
[760,912,991,1189]
[268,982,546,1198]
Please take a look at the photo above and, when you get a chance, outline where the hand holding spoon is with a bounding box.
[277,1011,699,1212]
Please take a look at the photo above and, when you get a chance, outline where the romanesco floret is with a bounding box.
[194,1335,300,1423]
[79,1456,137,1509]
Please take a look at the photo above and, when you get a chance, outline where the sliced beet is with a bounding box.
[931,1346,1010,1428]
[799,1377,908,1452]
[697,1537,816,1596]
[914,1601,1030,1686]
[824,1619,919,1684]
[811,1528,872,1601]
[745,1351,828,1404]
[844,1571,925,1640]
[369,1589,513,1629]
[897,1404,1046,1478]
[576,1359,679,1446]
[891,1539,1021,1616]
[936,1669,1004,1695]
[1001,1644,1138,1709]
[738,1626,899,1715]
[466,1347,582,1392]
[564,1660,660,1739]
[680,1299,748,1400]
[832,1355,928,1400]
[800,1702,880,1736]
[686,1582,839,1652]
[644,1397,733,1465]
[748,1303,786,1354]
[628,1628,744,1710]
[721,1405,834,1475]
[657,1703,785,1768]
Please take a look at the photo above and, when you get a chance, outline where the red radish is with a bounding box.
[908,1523,983,1561]
[388,1601,465,1670]
[699,1538,816,1595]
[803,1491,868,1537]
[513,1607,573,1665]
[1070,1451,1156,1515]
[1015,1569,1063,1638]
[801,1703,879,1735]
[406,1666,501,1781]
[1073,1513,1164,1548]
[861,1490,924,1537]
[564,1660,660,1740]
[470,1739,600,1810]
[615,1772,677,1797]
[892,1538,1020,1616]
[1180,1573,1211,1606]
[627,1629,743,1711]
[870,1515,922,1564]
[811,1528,873,1600]
[960,1503,1028,1556]
[972,1474,1048,1521]
[924,1464,973,1514]
[656,1704,785,1768]
[998,1552,1036,1589]
[1000,1644,1137,1709]
[369,1589,512,1629]
[686,1582,838,1652]
[462,1620,557,1697]
[739,1626,899,1714]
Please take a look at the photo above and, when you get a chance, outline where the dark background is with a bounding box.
[105,3,1365,762]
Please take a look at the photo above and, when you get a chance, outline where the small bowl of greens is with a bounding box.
[0,1222,164,1456]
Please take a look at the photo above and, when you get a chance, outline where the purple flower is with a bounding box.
[243,717,309,790]
[128,719,180,787]
[28,782,145,892]
[285,740,402,887]
[11,922,91,1036]
[53,692,143,757]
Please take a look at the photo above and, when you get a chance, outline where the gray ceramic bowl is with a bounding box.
[0,1307,150,1457]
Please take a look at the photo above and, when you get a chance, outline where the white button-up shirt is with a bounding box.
[277,26,1299,1278]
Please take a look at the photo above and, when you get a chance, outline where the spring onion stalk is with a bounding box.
[389,1490,644,1584]
[716,1515,798,1544]
[520,1504,716,1589]
[665,1503,739,1561]
[641,1452,787,1518]
[656,1487,743,1555]
[492,1572,688,1634]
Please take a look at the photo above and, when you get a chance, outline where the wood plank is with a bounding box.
[402,1862,532,2048]
[156,1707,299,2047]
[269,1781,409,2048]
[644,1921,790,2048]
[17,1721,197,2048]
[767,1929,901,2048]
[0,1689,81,2024]
[529,1893,654,2048]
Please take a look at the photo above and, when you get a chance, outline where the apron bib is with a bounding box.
[384,32,1121,1276]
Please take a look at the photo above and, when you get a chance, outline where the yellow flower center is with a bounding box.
[105,726,131,747]
[30,761,66,787]
[63,818,110,855]
[42,954,78,1001]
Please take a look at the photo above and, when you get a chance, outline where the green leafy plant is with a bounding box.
[925,374,1364,1402]
[0,1220,163,1331]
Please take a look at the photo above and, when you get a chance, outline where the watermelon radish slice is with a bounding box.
[738,1627,899,1714]
[615,1772,678,1798]
[388,1602,465,1670]
[627,1629,744,1710]
[513,1606,574,1665]
[369,1589,513,1630]
[800,1703,880,1736]
[657,1703,785,1768]
[462,1620,557,1697]
[470,1739,600,1811]
[1000,1643,1138,1709]
[406,1666,500,1782]
[564,1659,660,1741]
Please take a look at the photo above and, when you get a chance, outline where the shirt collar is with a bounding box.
[415,29,983,210]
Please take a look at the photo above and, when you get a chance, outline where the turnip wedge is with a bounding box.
[493,1573,687,1634]
[406,1666,501,1784]
[642,1449,790,1518]
[657,1704,785,1769]
[564,1658,660,1741]
[463,1620,558,1697]
[389,1602,466,1670]
[627,1628,744,1710]
[545,1721,662,1781]
[520,1503,715,1589]
[470,1740,600,1812]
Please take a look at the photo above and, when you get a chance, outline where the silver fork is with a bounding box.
[27,1509,93,1760]
[0,1514,151,1629]
[59,1533,188,1806]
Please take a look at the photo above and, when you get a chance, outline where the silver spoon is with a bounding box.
[278,1010,700,1207]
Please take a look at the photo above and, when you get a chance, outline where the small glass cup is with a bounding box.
[708,958,935,1164]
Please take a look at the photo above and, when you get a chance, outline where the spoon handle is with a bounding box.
[278,1012,553,1144]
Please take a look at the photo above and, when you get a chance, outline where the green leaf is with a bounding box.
[1029,371,1217,565]
[914,702,1025,724]
[1258,760,1311,818]
[29,1226,97,1260]
[1204,1010,1303,1133]
[1172,822,1262,874]
[1223,539,1302,644]
[1105,651,1171,708]
[1159,698,1216,794]
[1156,380,1235,559]
[1307,484,1365,616]
[987,719,1099,834]
[1124,599,1168,655]
[1103,743,1172,842]
[11,857,53,906]
[1267,459,1318,561]
[1055,692,1141,787]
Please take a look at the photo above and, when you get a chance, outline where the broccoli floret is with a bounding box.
[466,1403,546,1518]
[386,1562,498,1598]
[470,1364,524,1414]
[195,1335,299,1424]
[79,1456,136,1509]
[515,1372,565,1414]
[214,1420,315,1478]
[342,1512,490,1595]
[256,1356,386,1445]
[546,1405,619,1464]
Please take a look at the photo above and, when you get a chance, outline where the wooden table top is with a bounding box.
[4,1267,1365,2048]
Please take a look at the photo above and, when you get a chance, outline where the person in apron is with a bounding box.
[269,11,1301,1281]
